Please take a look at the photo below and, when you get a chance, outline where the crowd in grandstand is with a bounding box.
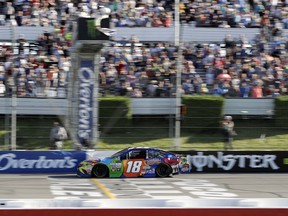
[1,0,288,32]
[99,31,288,98]
[1,0,288,29]
[0,0,288,98]
[0,31,70,97]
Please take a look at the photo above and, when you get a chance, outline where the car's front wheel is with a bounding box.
[155,163,172,177]
[92,164,109,178]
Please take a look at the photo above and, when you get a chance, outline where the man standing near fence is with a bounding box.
[221,116,236,150]
[49,122,68,150]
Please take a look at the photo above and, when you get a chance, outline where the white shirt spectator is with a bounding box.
[0,81,5,96]
[106,64,118,78]
[7,2,15,15]
[231,77,241,87]
[4,61,12,70]
[219,21,231,28]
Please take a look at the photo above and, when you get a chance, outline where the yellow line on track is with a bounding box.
[91,179,116,199]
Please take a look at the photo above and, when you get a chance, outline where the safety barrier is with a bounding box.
[1,199,288,216]
[1,150,288,174]
[1,198,288,208]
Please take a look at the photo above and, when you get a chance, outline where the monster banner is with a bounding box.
[78,60,94,147]
[175,151,288,173]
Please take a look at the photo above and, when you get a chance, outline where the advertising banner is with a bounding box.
[174,151,288,173]
[78,59,94,146]
[0,151,86,174]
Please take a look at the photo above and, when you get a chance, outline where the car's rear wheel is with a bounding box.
[155,163,172,177]
[92,164,109,178]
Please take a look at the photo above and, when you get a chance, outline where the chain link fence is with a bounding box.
[0,103,287,151]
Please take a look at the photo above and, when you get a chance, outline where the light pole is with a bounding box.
[11,86,17,150]
[92,52,101,148]
[174,0,182,150]
[10,20,17,150]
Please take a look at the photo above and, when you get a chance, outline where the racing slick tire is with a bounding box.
[155,163,172,177]
[92,164,109,178]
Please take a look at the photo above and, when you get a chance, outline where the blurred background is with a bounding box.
[0,0,288,151]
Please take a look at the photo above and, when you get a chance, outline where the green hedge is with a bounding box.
[274,96,288,128]
[99,96,131,133]
[181,95,225,132]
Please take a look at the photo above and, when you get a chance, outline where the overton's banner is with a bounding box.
[78,59,94,147]
[0,151,86,173]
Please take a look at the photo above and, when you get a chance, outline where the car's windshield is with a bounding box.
[111,148,129,157]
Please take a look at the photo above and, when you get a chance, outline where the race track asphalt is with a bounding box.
[1,173,288,199]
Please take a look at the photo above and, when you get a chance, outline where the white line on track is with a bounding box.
[136,185,174,189]
[144,190,182,194]
[152,196,194,199]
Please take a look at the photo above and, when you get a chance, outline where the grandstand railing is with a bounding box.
[0,97,275,117]
[0,98,68,115]
[0,26,54,41]
[2,25,288,42]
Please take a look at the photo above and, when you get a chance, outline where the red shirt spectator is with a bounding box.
[151,17,163,27]
[251,85,263,98]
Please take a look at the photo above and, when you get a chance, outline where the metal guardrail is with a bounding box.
[2,25,287,42]
[113,26,262,42]
[0,26,54,41]
[0,97,275,116]
[0,98,68,115]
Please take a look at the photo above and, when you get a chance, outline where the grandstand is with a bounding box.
[0,0,287,151]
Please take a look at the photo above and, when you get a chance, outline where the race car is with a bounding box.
[77,147,180,178]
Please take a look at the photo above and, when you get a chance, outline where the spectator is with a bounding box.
[0,80,5,96]
[221,116,236,150]
[251,82,263,98]
[5,2,15,22]
[239,82,251,98]
[49,122,68,150]
[131,86,143,97]
[15,11,23,26]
